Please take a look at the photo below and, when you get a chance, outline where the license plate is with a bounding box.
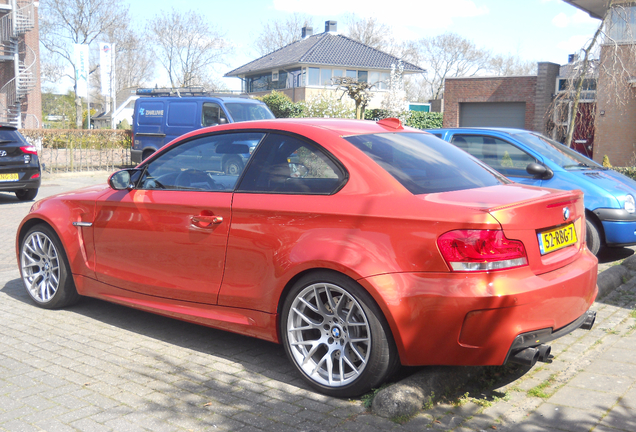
[0,173,19,182]
[537,223,578,255]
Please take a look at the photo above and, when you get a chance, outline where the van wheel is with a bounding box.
[142,150,155,161]
[223,157,243,176]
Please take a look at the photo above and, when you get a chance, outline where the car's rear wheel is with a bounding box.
[586,218,602,256]
[281,271,397,397]
[223,157,243,176]
[15,188,38,201]
[19,224,80,309]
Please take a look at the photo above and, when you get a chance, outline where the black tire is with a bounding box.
[586,217,602,256]
[142,149,155,161]
[223,157,243,176]
[281,271,398,397]
[15,188,38,201]
[19,224,80,309]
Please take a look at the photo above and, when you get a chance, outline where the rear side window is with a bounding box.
[451,134,537,178]
[238,133,346,194]
[344,132,506,194]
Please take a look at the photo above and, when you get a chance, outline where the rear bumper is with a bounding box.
[360,249,598,366]
[0,166,41,192]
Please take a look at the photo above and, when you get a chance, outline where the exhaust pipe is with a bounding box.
[509,347,540,367]
[537,344,551,362]
[580,311,596,330]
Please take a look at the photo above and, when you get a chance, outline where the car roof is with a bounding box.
[429,127,530,135]
[221,118,422,135]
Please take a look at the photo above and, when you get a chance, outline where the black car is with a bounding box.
[0,125,40,201]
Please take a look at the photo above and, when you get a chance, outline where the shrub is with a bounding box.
[257,91,304,118]
[365,109,444,129]
[301,92,355,119]
[612,166,636,180]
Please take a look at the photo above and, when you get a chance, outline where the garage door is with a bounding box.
[459,102,526,129]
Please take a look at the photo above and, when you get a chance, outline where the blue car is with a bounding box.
[427,128,636,255]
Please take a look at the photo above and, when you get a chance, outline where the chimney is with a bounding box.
[302,26,313,38]
[324,20,337,33]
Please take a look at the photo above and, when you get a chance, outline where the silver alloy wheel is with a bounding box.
[287,282,371,387]
[21,231,61,303]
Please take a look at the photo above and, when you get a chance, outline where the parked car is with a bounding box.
[17,118,597,397]
[0,125,41,201]
[131,88,274,166]
[428,127,636,255]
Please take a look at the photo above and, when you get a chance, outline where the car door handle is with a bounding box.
[191,215,223,226]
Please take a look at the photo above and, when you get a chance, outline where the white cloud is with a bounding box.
[552,12,570,28]
[552,9,599,28]
[272,0,488,28]
[557,34,593,52]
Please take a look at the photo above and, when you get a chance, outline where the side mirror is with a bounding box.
[109,169,138,191]
[526,163,554,180]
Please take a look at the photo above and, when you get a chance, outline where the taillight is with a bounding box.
[20,145,37,155]
[438,230,528,272]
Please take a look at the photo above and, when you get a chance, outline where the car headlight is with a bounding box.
[625,194,636,213]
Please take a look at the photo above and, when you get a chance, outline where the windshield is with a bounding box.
[225,103,274,122]
[514,132,604,170]
[344,132,507,194]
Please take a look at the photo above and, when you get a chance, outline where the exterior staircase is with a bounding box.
[0,0,35,126]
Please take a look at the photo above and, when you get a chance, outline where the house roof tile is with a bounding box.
[225,33,424,77]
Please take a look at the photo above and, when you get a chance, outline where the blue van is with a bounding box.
[428,127,636,255]
[131,89,274,169]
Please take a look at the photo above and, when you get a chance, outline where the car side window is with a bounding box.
[139,132,265,191]
[451,134,537,178]
[238,133,346,194]
[202,102,228,127]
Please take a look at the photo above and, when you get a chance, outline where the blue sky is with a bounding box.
[126,0,600,90]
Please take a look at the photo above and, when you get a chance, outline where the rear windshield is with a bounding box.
[344,132,507,194]
[225,103,274,122]
[0,129,26,144]
[514,132,604,170]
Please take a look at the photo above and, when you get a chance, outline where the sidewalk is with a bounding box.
[1,172,635,431]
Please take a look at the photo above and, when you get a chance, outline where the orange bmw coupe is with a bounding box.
[16,118,598,397]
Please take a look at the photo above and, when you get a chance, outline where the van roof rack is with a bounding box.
[136,87,250,98]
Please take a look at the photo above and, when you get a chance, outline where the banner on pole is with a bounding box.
[74,44,89,98]
[99,43,113,96]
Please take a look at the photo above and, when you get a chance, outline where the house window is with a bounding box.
[379,72,390,90]
[358,71,368,83]
[346,70,357,79]
[333,69,344,78]
[607,6,636,42]
[321,68,333,85]
[308,68,320,86]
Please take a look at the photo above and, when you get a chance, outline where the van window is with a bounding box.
[202,102,228,126]
[225,103,275,122]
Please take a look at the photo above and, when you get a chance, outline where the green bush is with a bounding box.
[365,109,443,129]
[612,166,636,180]
[257,91,304,118]
[20,129,131,150]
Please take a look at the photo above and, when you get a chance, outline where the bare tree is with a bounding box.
[106,26,155,91]
[333,77,374,119]
[412,32,491,100]
[344,14,417,61]
[147,9,231,90]
[253,13,314,56]
[488,53,536,76]
[40,0,130,128]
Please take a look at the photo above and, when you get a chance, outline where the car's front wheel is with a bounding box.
[19,224,80,309]
[586,218,602,256]
[281,271,398,397]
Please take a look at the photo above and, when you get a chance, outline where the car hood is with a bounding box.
[571,169,636,197]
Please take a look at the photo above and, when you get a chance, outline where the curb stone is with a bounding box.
[371,254,636,419]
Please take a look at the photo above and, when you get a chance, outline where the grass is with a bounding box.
[527,374,557,399]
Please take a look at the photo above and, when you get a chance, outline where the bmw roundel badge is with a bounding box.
[563,207,570,221]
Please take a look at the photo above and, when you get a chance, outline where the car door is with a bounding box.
[449,133,541,186]
[218,132,348,312]
[92,131,265,304]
